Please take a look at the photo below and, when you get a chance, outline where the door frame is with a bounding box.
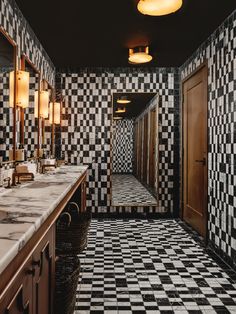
[180,61,208,241]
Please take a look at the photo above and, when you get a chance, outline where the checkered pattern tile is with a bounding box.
[181,10,236,261]
[75,219,236,314]
[59,68,180,214]
[113,119,134,174]
[112,175,157,207]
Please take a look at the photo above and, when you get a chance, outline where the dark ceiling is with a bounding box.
[113,93,156,119]
[15,0,236,68]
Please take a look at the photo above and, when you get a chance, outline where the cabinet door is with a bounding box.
[32,227,55,314]
[0,258,33,314]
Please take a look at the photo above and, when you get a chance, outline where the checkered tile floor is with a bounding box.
[74,219,236,314]
[112,175,157,207]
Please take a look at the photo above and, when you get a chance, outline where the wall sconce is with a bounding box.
[129,46,153,64]
[9,70,30,108]
[49,102,61,124]
[137,0,183,16]
[34,90,49,118]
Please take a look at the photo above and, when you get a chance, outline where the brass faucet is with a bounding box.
[12,172,34,186]
[3,177,11,189]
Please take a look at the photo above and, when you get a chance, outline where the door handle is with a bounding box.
[195,158,206,166]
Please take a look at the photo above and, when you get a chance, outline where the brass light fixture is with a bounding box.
[9,70,30,108]
[117,96,131,104]
[35,90,50,118]
[129,46,153,64]
[115,107,126,114]
[137,0,183,16]
[49,102,61,124]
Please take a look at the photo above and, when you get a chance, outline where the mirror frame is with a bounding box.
[0,26,17,162]
[20,54,41,159]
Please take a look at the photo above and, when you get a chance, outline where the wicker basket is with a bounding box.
[55,255,80,314]
[56,202,91,255]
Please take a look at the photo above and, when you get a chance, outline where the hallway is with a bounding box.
[112,175,157,207]
[75,220,236,314]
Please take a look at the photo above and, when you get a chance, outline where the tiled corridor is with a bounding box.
[75,219,236,314]
[112,175,157,207]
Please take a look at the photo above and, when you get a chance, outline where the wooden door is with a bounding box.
[32,227,55,314]
[138,119,143,180]
[142,114,148,183]
[183,65,207,237]
[134,122,139,176]
[149,109,156,189]
[0,258,33,314]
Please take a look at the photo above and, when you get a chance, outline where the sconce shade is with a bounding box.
[49,102,61,124]
[129,46,153,64]
[54,102,61,124]
[9,70,30,108]
[9,71,15,108]
[16,70,29,108]
[137,0,183,16]
[34,91,39,118]
[40,90,49,118]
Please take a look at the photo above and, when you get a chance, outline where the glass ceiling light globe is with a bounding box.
[137,0,183,16]
[117,96,131,104]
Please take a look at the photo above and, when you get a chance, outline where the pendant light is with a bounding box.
[117,96,131,104]
[129,46,153,64]
[137,0,183,16]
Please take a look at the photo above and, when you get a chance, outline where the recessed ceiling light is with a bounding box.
[137,0,183,16]
[117,96,131,104]
[115,107,126,113]
[129,46,153,64]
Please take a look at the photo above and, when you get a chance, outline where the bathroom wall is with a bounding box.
[0,0,55,162]
[58,68,180,214]
[180,10,236,264]
[112,119,134,174]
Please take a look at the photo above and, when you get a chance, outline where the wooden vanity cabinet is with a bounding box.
[0,257,33,314]
[0,227,55,314]
[0,170,87,314]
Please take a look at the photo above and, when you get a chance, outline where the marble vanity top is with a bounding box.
[0,165,88,276]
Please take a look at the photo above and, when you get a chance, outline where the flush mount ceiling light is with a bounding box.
[137,0,183,16]
[115,107,126,114]
[129,46,153,64]
[113,116,123,120]
[117,96,131,104]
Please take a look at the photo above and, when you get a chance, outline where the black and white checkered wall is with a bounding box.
[58,68,180,214]
[0,0,55,85]
[180,10,236,263]
[112,119,134,174]
[0,71,13,162]
[24,74,38,157]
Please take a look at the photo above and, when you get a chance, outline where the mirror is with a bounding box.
[0,30,16,163]
[24,57,40,159]
[111,92,159,208]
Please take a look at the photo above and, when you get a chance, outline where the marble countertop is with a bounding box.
[0,165,88,276]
